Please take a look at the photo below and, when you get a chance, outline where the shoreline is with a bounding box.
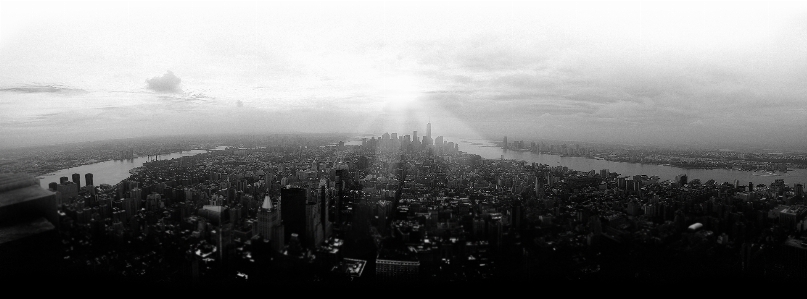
[35,149,209,184]
[491,147,803,172]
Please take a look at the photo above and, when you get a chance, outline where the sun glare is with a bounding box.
[381,75,421,110]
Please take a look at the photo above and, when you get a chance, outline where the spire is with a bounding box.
[261,195,273,210]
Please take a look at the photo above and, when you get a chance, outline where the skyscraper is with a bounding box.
[281,187,307,245]
[130,188,143,211]
[503,136,508,149]
[676,174,688,186]
[71,173,80,187]
[427,122,431,140]
[85,173,93,186]
[306,190,324,248]
[258,195,283,251]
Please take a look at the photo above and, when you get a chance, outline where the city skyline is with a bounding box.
[5,1,807,286]
[4,130,806,286]
[2,1,807,150]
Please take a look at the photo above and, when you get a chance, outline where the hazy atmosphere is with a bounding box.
[5,1,807,287]
[2,1,806,149]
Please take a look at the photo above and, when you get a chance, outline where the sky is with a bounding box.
[1,1,806,150]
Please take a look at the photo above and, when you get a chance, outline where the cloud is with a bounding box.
[158,93,209,101]
[236,100,243,107]
[0,84,86,94]
[146,71,182,93]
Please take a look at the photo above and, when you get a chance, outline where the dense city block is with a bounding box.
[7,131,806,286]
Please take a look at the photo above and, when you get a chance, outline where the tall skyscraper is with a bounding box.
[71,173,80,187]
[281,187,307,245]
[258,195,283,251]
[306,190,324,248]
[413,131,418,145]
[130,188,143,211]
[319,185,329,232]
[427,122,431,140]
[503,136,508,149]
[85,173,93,186]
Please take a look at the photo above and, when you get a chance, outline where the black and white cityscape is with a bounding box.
[2,0,807,288]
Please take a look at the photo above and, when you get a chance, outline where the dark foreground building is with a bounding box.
[0,174,60,281]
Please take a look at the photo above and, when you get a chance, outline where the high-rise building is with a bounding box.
[59,177,68,184]
[487,213,503,250]
[281,187,307,245]
[503,136,508,149]
[130,188,143,211]
[71,173,80,187]
[85,173,93,186]
[676,174,688,186]
[427,122,431,140]
[413,131,418,146]
[319,185,329,234]
[57,182,78,203]
[306,191,324,248]
[122,197,137,220]
[258,195,283,251]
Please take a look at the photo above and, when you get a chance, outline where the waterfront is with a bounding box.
[347,137,807,186]
[37,150,209,189]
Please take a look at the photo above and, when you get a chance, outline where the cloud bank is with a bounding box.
[146,71,182,93]
[0,84,86,94]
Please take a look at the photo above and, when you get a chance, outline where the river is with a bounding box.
[37,150,209,189]
[39,138,805,190]
[346,137,807,186]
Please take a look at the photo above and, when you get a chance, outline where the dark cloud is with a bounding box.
[146,71,182,93]
[0,84,86,94]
